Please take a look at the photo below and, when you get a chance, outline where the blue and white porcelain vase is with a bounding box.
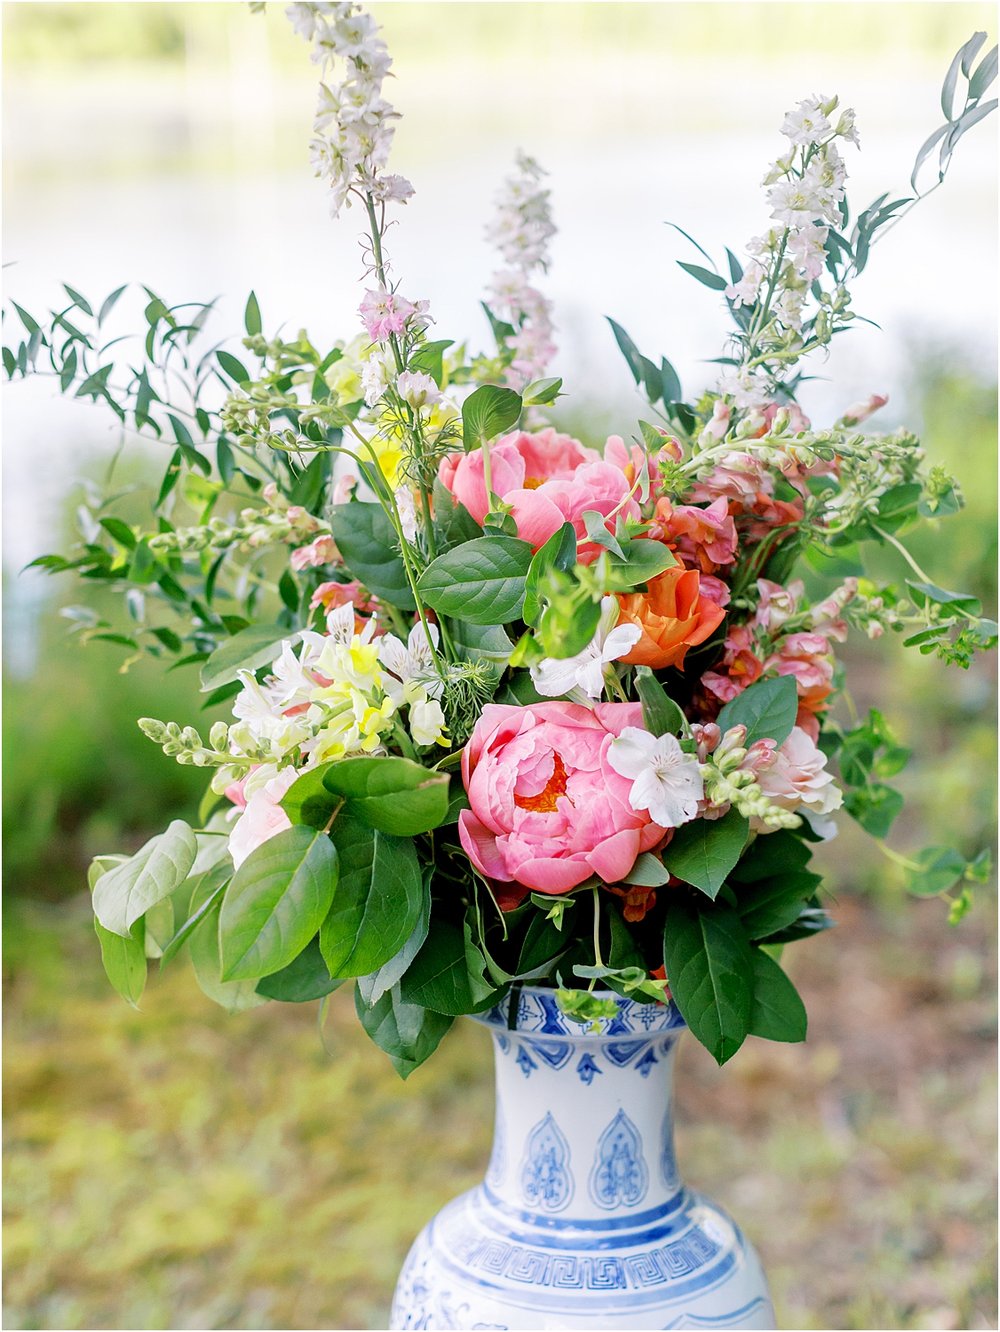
[390,986,775,1330]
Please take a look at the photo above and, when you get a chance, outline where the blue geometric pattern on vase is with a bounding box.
[635,1047,659,1077]
[588,1108,649,1210]
[534,991,571,1034]
[480,990,686,1038]
[575,1052,603,1085]
[605,1038,649,1067]
[523,1037,573,1071]
[486,1102,506,1189]
[515,1045,537,1078]
[520,1112,573,1212]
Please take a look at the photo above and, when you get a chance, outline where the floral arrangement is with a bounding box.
[8,8,996,1072]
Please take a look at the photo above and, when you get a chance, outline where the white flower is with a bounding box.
[267,632,327,708]
[835,107,860,148]
[725,260,767,309]
[755,726,842,839]
[786,223,829,281]
[396,370,440,410]
[766,179,826,227]
[530,597,640,700]
[408,692,448,747]
[361,350,392,406]
[396,486,418,542]
[780,96,833,147]
[377,620,441,702]
[607,728,704,829]
[717,366,772,410]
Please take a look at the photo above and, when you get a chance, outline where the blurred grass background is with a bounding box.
[3,4,997,1330]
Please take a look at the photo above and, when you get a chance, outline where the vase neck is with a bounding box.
[479,997,684,1225]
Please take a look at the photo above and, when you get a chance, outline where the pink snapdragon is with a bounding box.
[754,726,842,838]
[459,702,667,908]
[701,625,764,704]
[228,766,298,869]
[840,393,888,427]
[650,497,738,574]
[764,632,835,739]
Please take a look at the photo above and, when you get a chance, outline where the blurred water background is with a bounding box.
[3,5,997,1329]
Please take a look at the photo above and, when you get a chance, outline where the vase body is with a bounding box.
[390,988,775,1331]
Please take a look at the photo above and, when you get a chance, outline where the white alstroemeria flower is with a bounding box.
[607,728,703,829]
[378,620,441,702]
[325,600,377,645]
[267,631,327,708]
[396,370,441,410]
[530,597,640,701]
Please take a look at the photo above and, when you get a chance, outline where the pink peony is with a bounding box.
[754,726,842,838]
[439,429,639,562]
[459,702,667,907]
[228,766,299,870]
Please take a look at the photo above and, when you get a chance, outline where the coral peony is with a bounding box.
[617,566,726,669]
[459,702,667,906]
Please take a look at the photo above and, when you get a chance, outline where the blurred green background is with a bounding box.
[3,4,997,1330]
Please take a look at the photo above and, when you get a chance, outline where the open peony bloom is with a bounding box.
[438,428,639,561]
[617,566,726,669]
[459,702,667,907]
[753,726,842,839]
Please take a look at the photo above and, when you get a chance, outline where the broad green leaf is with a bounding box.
[418,535,533,624]
[844,784,904,838]
[399,919,496,1015]
[95,917,147,1007]
[317,756,450,836]
[624,851,671,888]
[748,948,807,1043]
[729,830,812,882]
[522,376,563,406]
[357,883,432,1006]
[199,623,290,692]
[735,870,822,939]
[461,384,522,450]
[354,983,454,1079]
[330,502,415,609]
[906,580,982,617]
[450,620,513,670]
[255,938,343,1002]
[188,880,264,1012]
[244,290,262,336]
[92,820,197,937]
[662,809,749,898]
[219,826,338,981]
[143,896,174,959]
[319,816,426,978]
[663,896,754,1065]
[158,863,231,967]
[601,539,676,591]
[761,904,835,945]
[904,846,966,897]
[716,675,798,747]
[522,522,577,626]
[409,339,453,386]
[634,666,685,736]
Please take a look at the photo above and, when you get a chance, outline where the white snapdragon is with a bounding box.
[607,728,704,829]
[530,597,640,700]
[288,1,413,218]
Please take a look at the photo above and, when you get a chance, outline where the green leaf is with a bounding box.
[94,917,147,1007]
[187,877,264,1012]
[244,290,262,336]
[906,580,982,617]
[319,816,426,978]
[662,809,749,898]
[450,620,512,671]
[418,535,533,625]
[409,339,453,386]
[735,870,822,939]
[289,453,329,511]
[354,984,454,1079]
[319,757,451,836]
[904,846,967,897]
[219,826,338,981]
[330,502,415,610]
[729,829,811,882]
[99,516,137,549]
[399,919,495,1016]
[216,349,251,385]
[716,675,798,747]
[760,904,834,945]
[844,784,904,838]
[624,852,671,887]
[634,666,685,736]
[522,522,577,625]
[98,284,127,324]
[158,864,230,967]
[677,261,728,291]
[92,820,197,936]
[62,283,93,316]
[663,896,754,1065]
[255,938,343,1002]
[357,884,432,1006]
[521,376,563,406]
[601,539,676,591]
[199,623,290,692]
[748,948,807,1042]
[461,384,522,450]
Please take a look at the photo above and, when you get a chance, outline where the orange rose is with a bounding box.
[617,566,726,669]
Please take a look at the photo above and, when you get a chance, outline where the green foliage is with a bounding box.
[716,675,798,747]
[417,535,533,624]
[354,983,454,1079]
[662,809,750,899]
[662,895,754,1065]
[460,384,522,451]
[91,820,196,937]
[330,502,416,610]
